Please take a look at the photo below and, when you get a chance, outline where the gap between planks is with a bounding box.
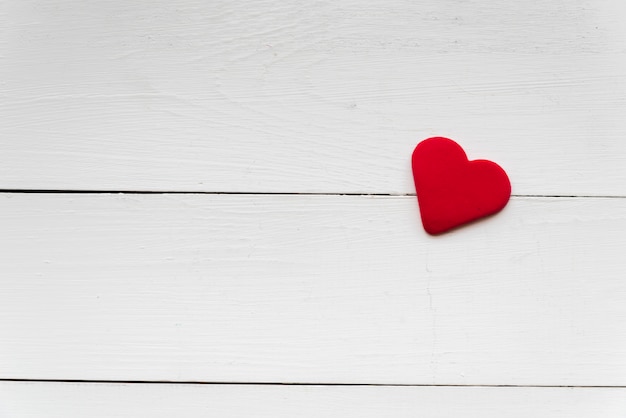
[0,189,625,199]
[0,379,624,389]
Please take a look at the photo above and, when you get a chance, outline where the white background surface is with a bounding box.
[1,0,626,416]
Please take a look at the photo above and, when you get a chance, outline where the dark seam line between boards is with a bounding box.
[0,189,623,199]
[0,379,623,388]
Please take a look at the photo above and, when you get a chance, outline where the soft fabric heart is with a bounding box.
[412,137,511,235]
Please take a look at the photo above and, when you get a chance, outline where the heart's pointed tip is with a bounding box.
[424,227,448,236]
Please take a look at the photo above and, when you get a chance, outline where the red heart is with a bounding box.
[412,137,511,235]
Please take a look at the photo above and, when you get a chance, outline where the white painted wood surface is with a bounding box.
[1,193,625,386]
[1,382,625,418]
[2,0,626,195]
[3,0,626,414]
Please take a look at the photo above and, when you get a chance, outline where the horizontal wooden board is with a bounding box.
[2,0,626,195]
[0,193,625,385]
[1,383,625,418]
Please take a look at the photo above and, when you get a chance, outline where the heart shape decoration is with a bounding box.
[412,137,511,235]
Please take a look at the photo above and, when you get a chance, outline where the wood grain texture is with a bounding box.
[1,382,625,418]
[2,0,626,195]
[1,193,625,385]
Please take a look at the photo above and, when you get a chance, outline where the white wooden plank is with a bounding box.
[0,193,625,385]
[2,0,626,195]
[1,382,625,418]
